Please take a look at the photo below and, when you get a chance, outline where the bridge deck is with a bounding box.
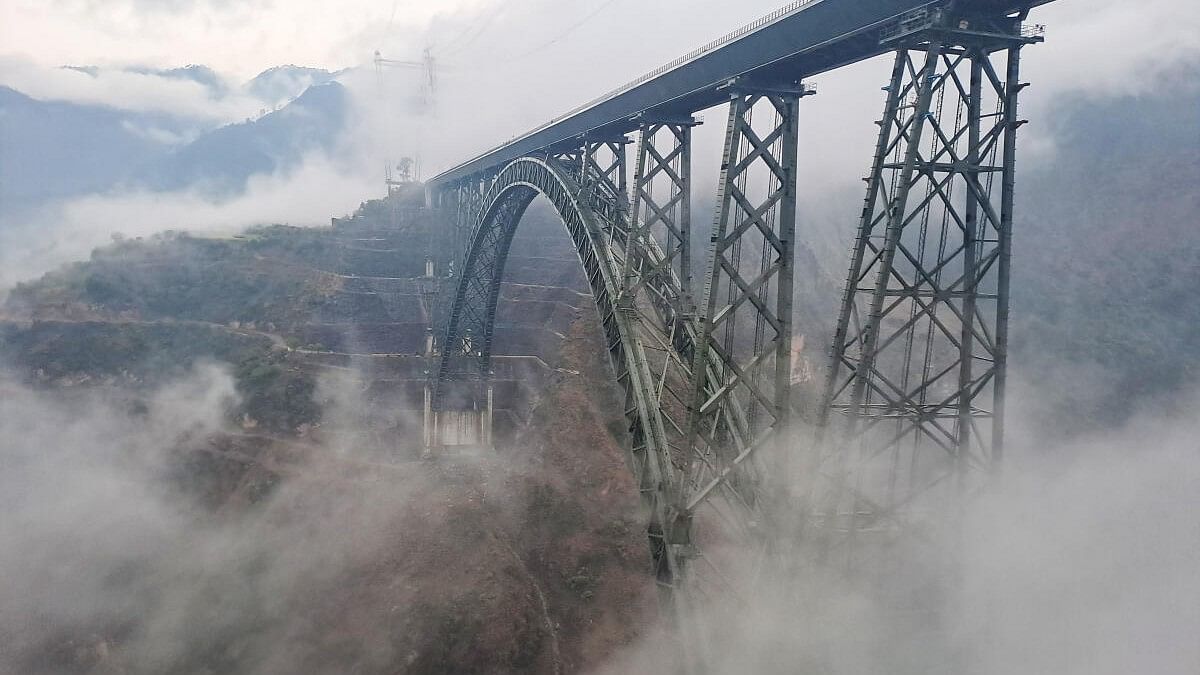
[428,0,1049,188]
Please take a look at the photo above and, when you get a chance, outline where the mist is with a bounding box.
[583,376,1198,674]
[0,153,377,288]
[0,57,261,123]
[3,331,1195,672]
[2,0,1199,672]
[0,361,482,673]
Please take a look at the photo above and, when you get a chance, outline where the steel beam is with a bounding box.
[580,137,631,245]
[623,118,697,317]
[675,85,807,594]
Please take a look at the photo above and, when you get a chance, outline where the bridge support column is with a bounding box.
[816,21,1041,568]
[684,84,809,511]
[566,136,631,242]
[422,378,434,452]
[582,137,629,201]
[422,378,494,454]
[481,381,494,449]
[623,115,698,312]
[451,175,493,276]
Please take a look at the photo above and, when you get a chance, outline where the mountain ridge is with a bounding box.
[0,78,349,213]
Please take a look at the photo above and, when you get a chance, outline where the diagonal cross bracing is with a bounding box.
[815,22,1039,571]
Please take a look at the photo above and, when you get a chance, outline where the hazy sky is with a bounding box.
[1,0,1197,284]
[3,0,1194,82]
[0,0,482,79]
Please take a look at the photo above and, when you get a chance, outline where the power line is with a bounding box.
[385,0,400,34]
[437,5,508,57]
[495,0,624,63]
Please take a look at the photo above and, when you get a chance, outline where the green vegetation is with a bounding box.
[6,228,343,329]
[0,321,268,381]
[0,206,438,437]
[1011,89,1200,434]
[0,199,445,437]
[0,320,321,433]
[234,350,321,433]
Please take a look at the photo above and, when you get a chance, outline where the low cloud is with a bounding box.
[960,402,1200,674]
[0,364,240,671]
[595,380,1200,674]
[0,150,378,288]
[1024,0,1200,99]
[0,360,438,673]
[0,56,262,123]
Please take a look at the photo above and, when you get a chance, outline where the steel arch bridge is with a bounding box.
[423,0,1057,649]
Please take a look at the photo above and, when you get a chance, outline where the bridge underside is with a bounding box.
[426,0,1046,652]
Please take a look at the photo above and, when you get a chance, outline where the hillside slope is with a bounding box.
[0,195,655,674]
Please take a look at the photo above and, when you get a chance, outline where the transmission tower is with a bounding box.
[374,47,438,192]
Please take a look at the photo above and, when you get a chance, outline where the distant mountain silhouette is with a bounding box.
[0,78,348,215]
[245,65,339,106]
[0,86,183,212]
[133,64,230,97]
[137,81,347,195]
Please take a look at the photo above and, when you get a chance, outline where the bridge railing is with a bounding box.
[568,0,815,116]
[1021,23,1047,39]
[455,0,817,181]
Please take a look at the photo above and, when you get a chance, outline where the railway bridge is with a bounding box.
[421,0,1055,638]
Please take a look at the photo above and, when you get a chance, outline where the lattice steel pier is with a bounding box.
[815,9,1043,570]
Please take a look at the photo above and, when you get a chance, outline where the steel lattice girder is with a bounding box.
[684,89,802,525]
[581,137,628,201]
[815,28,1035,568]
[624,119,696,315]
[577,139,631,248]
[451,177,491,273]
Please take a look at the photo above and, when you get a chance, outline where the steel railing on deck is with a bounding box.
[1021,23,1047,39]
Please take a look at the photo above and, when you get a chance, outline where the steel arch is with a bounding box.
[433,156,684,587]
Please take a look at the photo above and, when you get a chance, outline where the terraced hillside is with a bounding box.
[0,189,657,673]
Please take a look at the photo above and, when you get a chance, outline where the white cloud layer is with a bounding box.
[0,152,378,288]
[594,384,1200,674]
[0,0,489,79]
[0,56,263,122]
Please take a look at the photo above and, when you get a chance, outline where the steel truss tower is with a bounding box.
[815,12,1042,570]
[626,117,695,310]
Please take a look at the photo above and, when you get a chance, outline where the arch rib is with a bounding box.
[433,156,684,588]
